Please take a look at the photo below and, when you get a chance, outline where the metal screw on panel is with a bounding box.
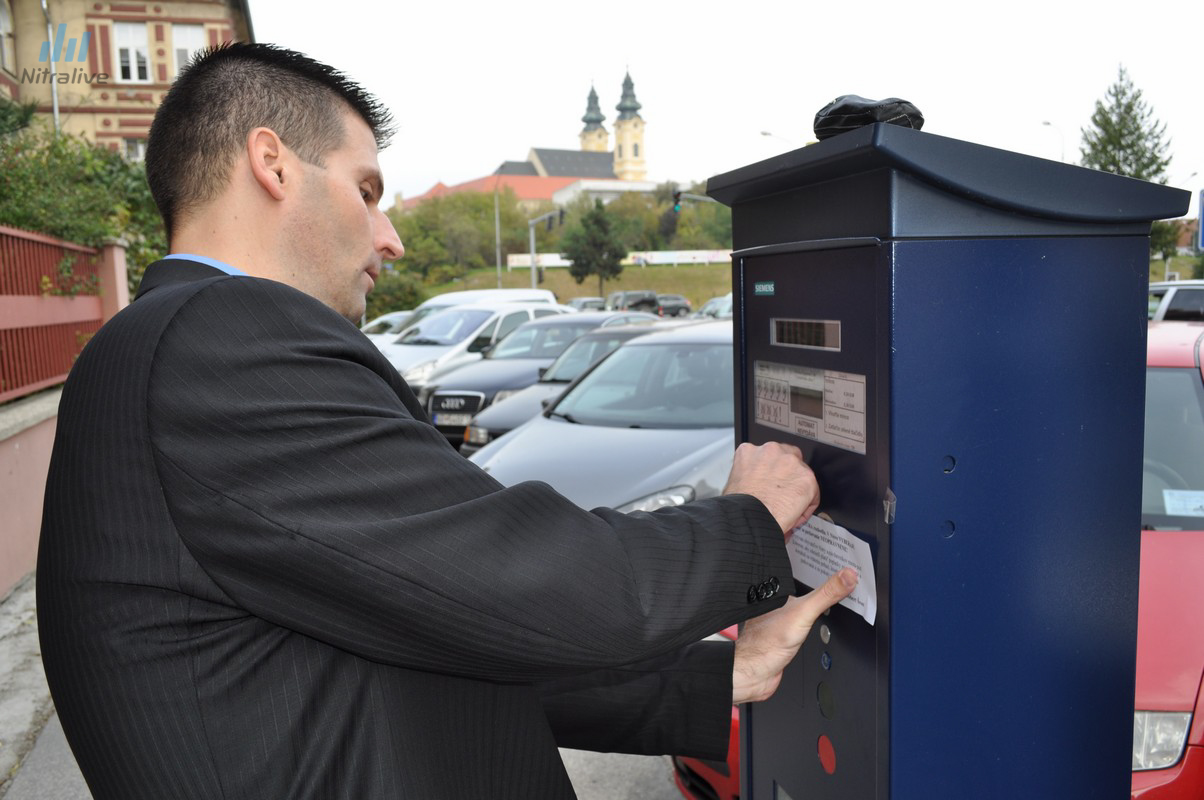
[819,624,831,644]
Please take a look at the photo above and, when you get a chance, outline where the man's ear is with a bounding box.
[247,127,288,201]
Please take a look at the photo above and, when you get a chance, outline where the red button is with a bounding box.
[817,734,836,775]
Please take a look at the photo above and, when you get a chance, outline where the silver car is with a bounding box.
[469,321,734,512]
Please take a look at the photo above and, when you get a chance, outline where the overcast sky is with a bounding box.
[250,0,1202,220]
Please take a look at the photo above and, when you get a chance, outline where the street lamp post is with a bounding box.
[1041,121,1064,163]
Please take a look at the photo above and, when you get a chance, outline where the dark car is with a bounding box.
[425,312,655,446]
[605,289,659,313]
[468,321,735,511]
[657,293,692,317]
[458,321,669,456]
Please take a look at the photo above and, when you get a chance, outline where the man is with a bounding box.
[38,43,856,798]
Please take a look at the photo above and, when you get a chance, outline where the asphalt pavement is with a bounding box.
[0,575,681,800]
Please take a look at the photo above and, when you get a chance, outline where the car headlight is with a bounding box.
[465,426,492,445]
[616,486,696,513]
[1133,711,1192,770]
[402,360,437,385]
[491,389,522,405]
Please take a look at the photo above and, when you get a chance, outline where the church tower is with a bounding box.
[579,86,609,153]
[612,72,646,181]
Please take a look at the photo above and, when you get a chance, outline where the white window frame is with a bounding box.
[113,22,150,83]
[0,1,15,75]
[171,24,205,78]
[123,138,147,162]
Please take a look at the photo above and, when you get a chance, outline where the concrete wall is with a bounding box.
[0,390,59,599]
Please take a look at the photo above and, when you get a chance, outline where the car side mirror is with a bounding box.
[537,367,548,379]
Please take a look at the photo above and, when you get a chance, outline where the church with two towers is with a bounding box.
[402,73,651,211]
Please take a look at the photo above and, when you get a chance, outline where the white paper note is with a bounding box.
[787,515,877,625]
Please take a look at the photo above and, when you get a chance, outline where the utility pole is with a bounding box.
[526,209,564,289]
[494,188,502,288]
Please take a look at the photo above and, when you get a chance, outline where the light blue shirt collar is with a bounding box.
[164,253,248,277]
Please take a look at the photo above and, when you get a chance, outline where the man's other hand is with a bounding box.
[732,568,859,705]
[722,442,820,533]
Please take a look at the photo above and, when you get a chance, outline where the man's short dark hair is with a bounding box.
[145,42,394,239]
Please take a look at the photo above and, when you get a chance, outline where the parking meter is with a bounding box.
[706,124,1189,799]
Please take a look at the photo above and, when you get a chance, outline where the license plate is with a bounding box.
[433,413,473,427]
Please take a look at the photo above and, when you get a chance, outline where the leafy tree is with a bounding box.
[365,265,424,320]
[0,98,35,136]
[561,199,625,296]
[1080,66,1176,259]
[0,117,166,293]
[388,188,527,280]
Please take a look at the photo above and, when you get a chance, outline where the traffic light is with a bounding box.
[672,191,682,212]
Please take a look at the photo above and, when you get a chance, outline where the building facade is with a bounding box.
[0,0,252,156]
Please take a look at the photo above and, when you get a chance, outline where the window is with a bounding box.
[123,138,147,161]
[114,22,150,83]
[172,24,205,78]
[634,143,639,158]
[0,1,14,74]
[617,144,623,159]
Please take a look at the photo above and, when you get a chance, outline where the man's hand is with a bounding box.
[722,442,820,533]
[732,568,859,704]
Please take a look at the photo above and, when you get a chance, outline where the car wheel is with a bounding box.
[676,308,689,317]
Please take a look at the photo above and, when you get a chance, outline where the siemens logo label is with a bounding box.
[754,282,775,296]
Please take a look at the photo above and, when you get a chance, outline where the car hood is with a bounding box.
[1135,530,1204,711]
[430,358,551,395]
[470,415,735,510]
[471,383,567,433]
[379,342,455,371]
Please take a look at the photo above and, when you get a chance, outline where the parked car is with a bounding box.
[567,296,605,311]
[378,301,571,393]
[360,309,413,344]
[469,321,735,511]
[423,312,655,446]
[657,293,692,317]
[459,321,669,456]
[691,292,733,319]
[1131,321,1204,797]
[605,289,660,313]
[399,288,559,334]
[670,321,1204,800]
[1149,280,1204,322]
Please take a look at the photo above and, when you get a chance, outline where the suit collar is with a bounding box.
[134,258,230,301]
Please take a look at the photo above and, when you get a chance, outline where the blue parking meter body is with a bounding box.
[706,123,1189,800]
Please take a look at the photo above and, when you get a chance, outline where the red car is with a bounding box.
[675,322,1204,800]
[1133,321,1204,797]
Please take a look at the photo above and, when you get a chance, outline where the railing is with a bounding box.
[0,225,104,405]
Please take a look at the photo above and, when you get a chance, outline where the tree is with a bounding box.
[561,199,626,296]
[1080,66,1176,260]
[0,115,166,293]
[1080,66,1171,181]
[388,188,527,281]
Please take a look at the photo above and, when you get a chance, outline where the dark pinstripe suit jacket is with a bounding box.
[37,259,791,799]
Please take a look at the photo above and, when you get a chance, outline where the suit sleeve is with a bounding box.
[148,278,792,682]
[539,640,736,759]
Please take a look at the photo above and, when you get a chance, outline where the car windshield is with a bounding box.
[541,334,639,383]
[489,323,596,360]
[1142,367,1204,530]
[395,309,492,346]
[550,341,733,428]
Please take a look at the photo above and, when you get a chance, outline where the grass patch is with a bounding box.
[427,263,736,310]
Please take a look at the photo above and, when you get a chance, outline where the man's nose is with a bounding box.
[376,211,404,260]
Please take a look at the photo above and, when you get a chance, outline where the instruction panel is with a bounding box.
[754,360,866,454]
[787,515,877,625]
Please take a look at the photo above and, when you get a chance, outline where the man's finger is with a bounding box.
[797,567,858,620]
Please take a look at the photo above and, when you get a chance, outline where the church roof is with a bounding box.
[581,86,605,132]
[616,72,641,120]
[529,148,616,179]
[495,161,539,176]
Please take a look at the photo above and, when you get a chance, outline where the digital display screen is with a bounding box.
[771,318,841,351]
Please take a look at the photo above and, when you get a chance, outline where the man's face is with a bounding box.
[282,111,404,323]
